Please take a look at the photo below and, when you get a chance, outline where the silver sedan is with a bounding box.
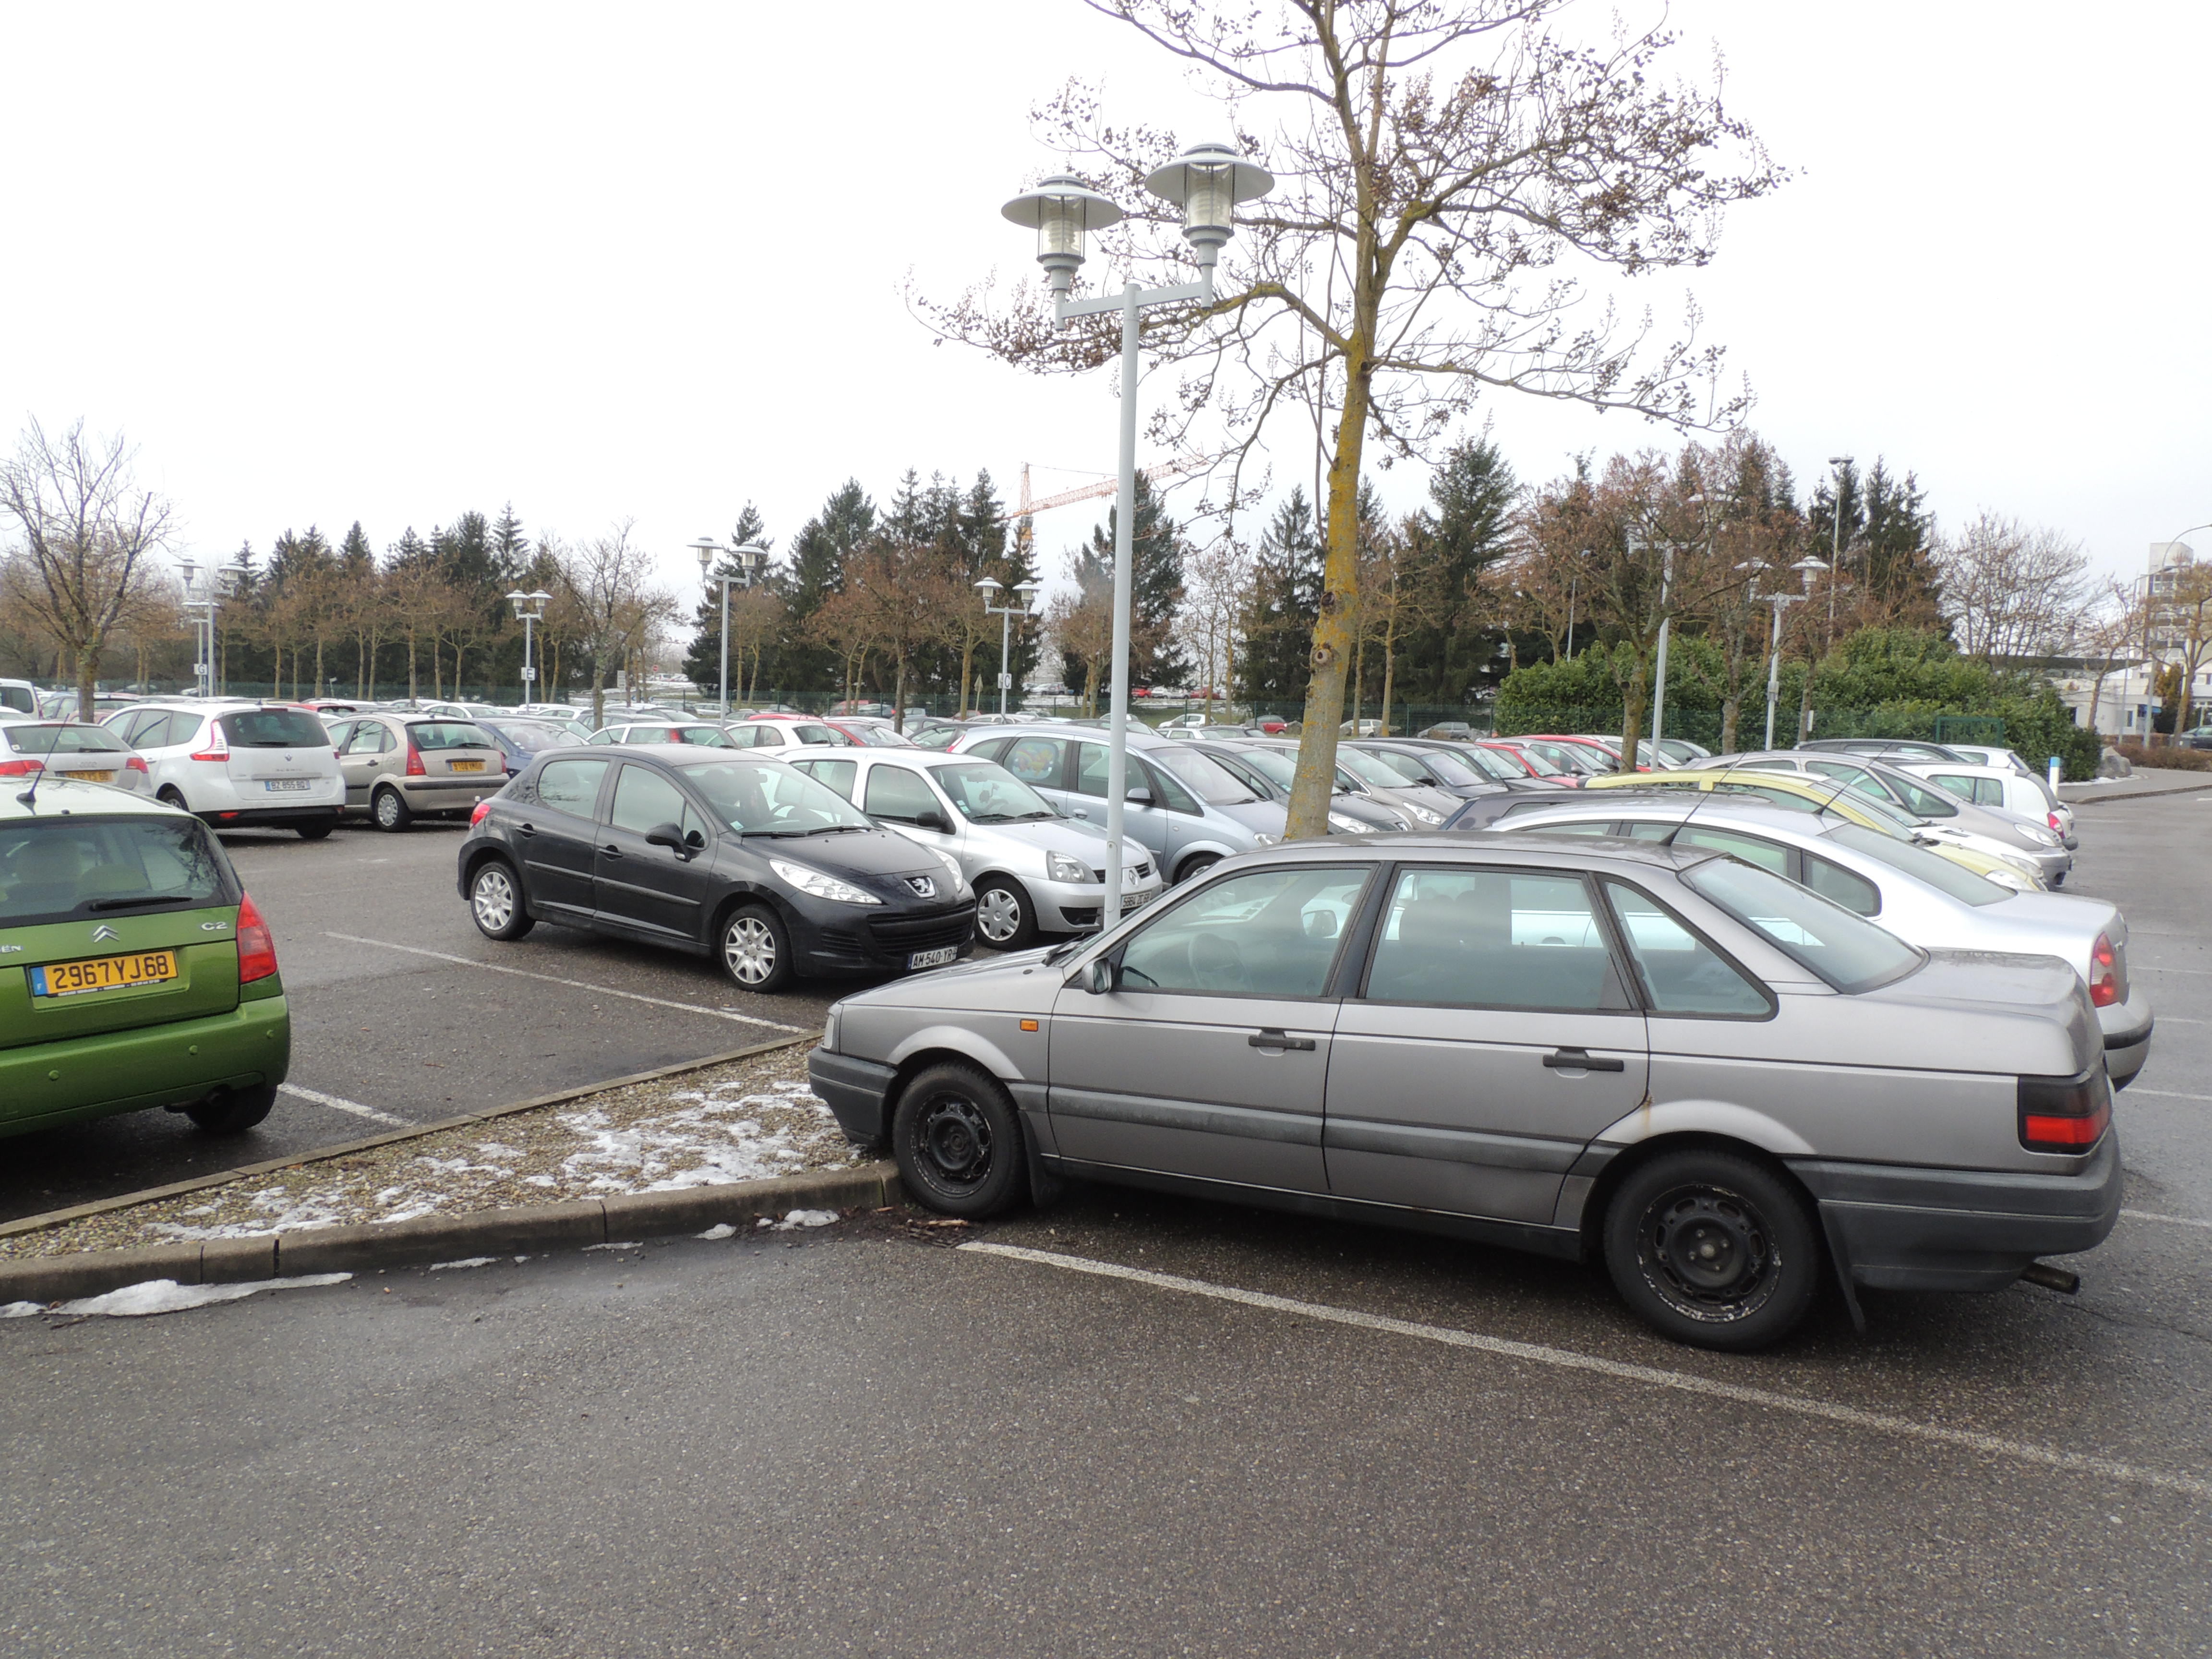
[811,835,2118,1351]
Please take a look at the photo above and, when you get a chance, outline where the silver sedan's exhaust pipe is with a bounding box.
[2019,1261,2082,1295]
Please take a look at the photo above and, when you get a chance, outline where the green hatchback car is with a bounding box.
[1,779,290,1138]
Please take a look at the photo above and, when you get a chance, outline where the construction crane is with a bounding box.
[1003,457,1209,562]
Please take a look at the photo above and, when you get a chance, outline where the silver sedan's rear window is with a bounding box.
[1684,856,1923,993]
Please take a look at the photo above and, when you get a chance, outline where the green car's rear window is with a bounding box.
[0,817,235,926]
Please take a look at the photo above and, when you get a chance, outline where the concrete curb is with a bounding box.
[0,1160,902,1306]
[2064,777,2212,805]
[0,1032,820,1243]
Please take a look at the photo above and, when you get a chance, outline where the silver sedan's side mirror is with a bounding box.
[1085,958,1117,995]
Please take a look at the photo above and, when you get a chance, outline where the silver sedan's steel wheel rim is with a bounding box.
[724,915,778,985]
[976,885,1022,944]
[472,868,515,932]
[374,791,402,829]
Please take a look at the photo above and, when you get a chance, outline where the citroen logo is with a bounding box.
[91,924,120,943]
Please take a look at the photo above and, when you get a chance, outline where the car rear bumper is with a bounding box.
[2099,987,2153,1087]
[808,1048,897,1144]
[1788,1134,2121,1293]
[0,995,291,1138]
[202,805,344,829]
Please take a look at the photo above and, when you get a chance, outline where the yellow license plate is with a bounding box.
[61,769,113,782]
[450,760,486,773]
[31,950,179,998]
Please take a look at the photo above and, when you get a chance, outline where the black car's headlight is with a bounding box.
[769,858,883,905]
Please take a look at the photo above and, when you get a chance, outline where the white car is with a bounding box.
[784,745,1163,949]
[1487,795,2152,1087]
[105,701,345,838]
[0,679,38,717]
[1899,760,2077,849]
[0,720,153,794]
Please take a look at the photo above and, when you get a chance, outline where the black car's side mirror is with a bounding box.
[916,809,953,833]
[645,821,691,858]
[1085,957,1118,995]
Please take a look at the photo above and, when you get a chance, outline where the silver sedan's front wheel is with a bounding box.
[719,904,793,993]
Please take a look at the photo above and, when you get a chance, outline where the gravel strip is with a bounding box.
[0,1046,862,1262]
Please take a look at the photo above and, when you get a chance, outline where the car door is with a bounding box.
[517,754,611,920]
[1069,739,1168,859]
[339,719,394,807]
[594,761,719,942]
[1047,862,1374,1194]
[1324,864,1649,1225]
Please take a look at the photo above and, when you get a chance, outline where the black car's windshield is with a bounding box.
[1684,855,1924,993]
[680,759,875,835]
[1444,744,1517,781]
[221,709,331,749]
[1334,745,1412,789]
[932,760,1055,822]
[0,817,233,925]
[1150,745,1261,805]
[4,724,126,755]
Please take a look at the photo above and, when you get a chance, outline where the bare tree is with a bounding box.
[2078,577,2147,735]
[0,419,175,718]
[922,1,1780,833]
[829,540,963,731]
[1047,583,1118,717]
[1936,513,2092,665]
[553,523,676,727]
[1178,537,1256,718]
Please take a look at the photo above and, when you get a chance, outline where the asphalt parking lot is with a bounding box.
[0,820,842,1226]
[3,793,2209,1654]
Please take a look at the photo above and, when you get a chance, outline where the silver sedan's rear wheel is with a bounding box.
[719,903,793,993]
[973,877,1038,950]
[1603,1150,1821,1352]
[469,860,534,941]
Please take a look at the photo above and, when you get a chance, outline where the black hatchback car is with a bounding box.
[455,747,976,993]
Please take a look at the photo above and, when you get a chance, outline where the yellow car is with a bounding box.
[1582,767,2046,890]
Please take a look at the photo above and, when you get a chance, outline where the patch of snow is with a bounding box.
[697,1223,737,1240]
[2,1301,44,1318]
[428,1256,497,1272]
[584,1240,643,1252]
[52,1274,351,1318]
[760,1208,842,1232]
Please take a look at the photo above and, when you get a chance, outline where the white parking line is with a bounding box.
[2123,1208,2212,1230]
[324,932,811,1034]
[962,1241,2212,1501]
[277,1083,409,1127]
[2124,1089,2212,1104]
[2132,963,2212,975]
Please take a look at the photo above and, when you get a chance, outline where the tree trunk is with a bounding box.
[76,648,97,723]
[1619,655,1650,773]
[1288,348,1376,840]
[407,632,419,702]
[591,668,607,729]
[957,640,973,720]
[1380,625,1396,740]
[1720,695,1740,756]
[893,656,908,733]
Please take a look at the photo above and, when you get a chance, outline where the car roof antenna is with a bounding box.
[15,742,43,809]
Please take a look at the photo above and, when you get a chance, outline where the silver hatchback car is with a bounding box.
[786,747,1165,949]
[812,836,2119,1350]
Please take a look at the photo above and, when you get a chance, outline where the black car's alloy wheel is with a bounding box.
[1603,1150,1820,1351]
[469,860,535,941]
[719,903,793,993]
[892,1062,1025,1218]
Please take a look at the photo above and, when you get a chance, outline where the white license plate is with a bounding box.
[1121,889,1152,910]
[264,778,313,793]
[908,947,960,970]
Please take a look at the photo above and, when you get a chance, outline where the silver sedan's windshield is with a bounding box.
[1826,823,2007,906]
[932,760,1056,823]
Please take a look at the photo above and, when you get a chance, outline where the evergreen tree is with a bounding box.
[1060,472,1190,691]
[770,480,876,694]
[1237,488,1324,706]
[338,521,375,577]
[1807,458,1941,633]
[1395,437,1518,700]
[489,503,529,583]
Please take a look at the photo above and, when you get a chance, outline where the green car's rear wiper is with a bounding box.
[85,895,190,912]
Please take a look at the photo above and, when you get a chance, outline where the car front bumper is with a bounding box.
[786,897,978,977]
[1046,872,1167,931]
[1788,1133,2122,1293]
[808,1047,898,1144]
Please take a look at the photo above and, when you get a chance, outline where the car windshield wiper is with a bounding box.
[85,895,192,912]
[807,823,871,834]
[738,828,811,838]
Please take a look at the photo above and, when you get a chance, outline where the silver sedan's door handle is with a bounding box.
[1543,1047,1625,1072]
[1249,1028,1317,1052]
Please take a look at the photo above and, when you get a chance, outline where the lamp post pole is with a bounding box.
[1826,455,1854,648]
[693,539,768,717]
[1748,556,1830,749]
[506,589,551,705]
[1002,144,1271,921]
[975,577,1042,717]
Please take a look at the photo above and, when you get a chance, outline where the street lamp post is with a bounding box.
[974,577,1043,718]
[693,537,769,717]
[506,589,551,705]
[1003,143,1271,922]
[1826,455,1854,644]
[1747,556,1830,749]
[176,550,249,698]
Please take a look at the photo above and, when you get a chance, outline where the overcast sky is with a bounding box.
[3,1,2203,607]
